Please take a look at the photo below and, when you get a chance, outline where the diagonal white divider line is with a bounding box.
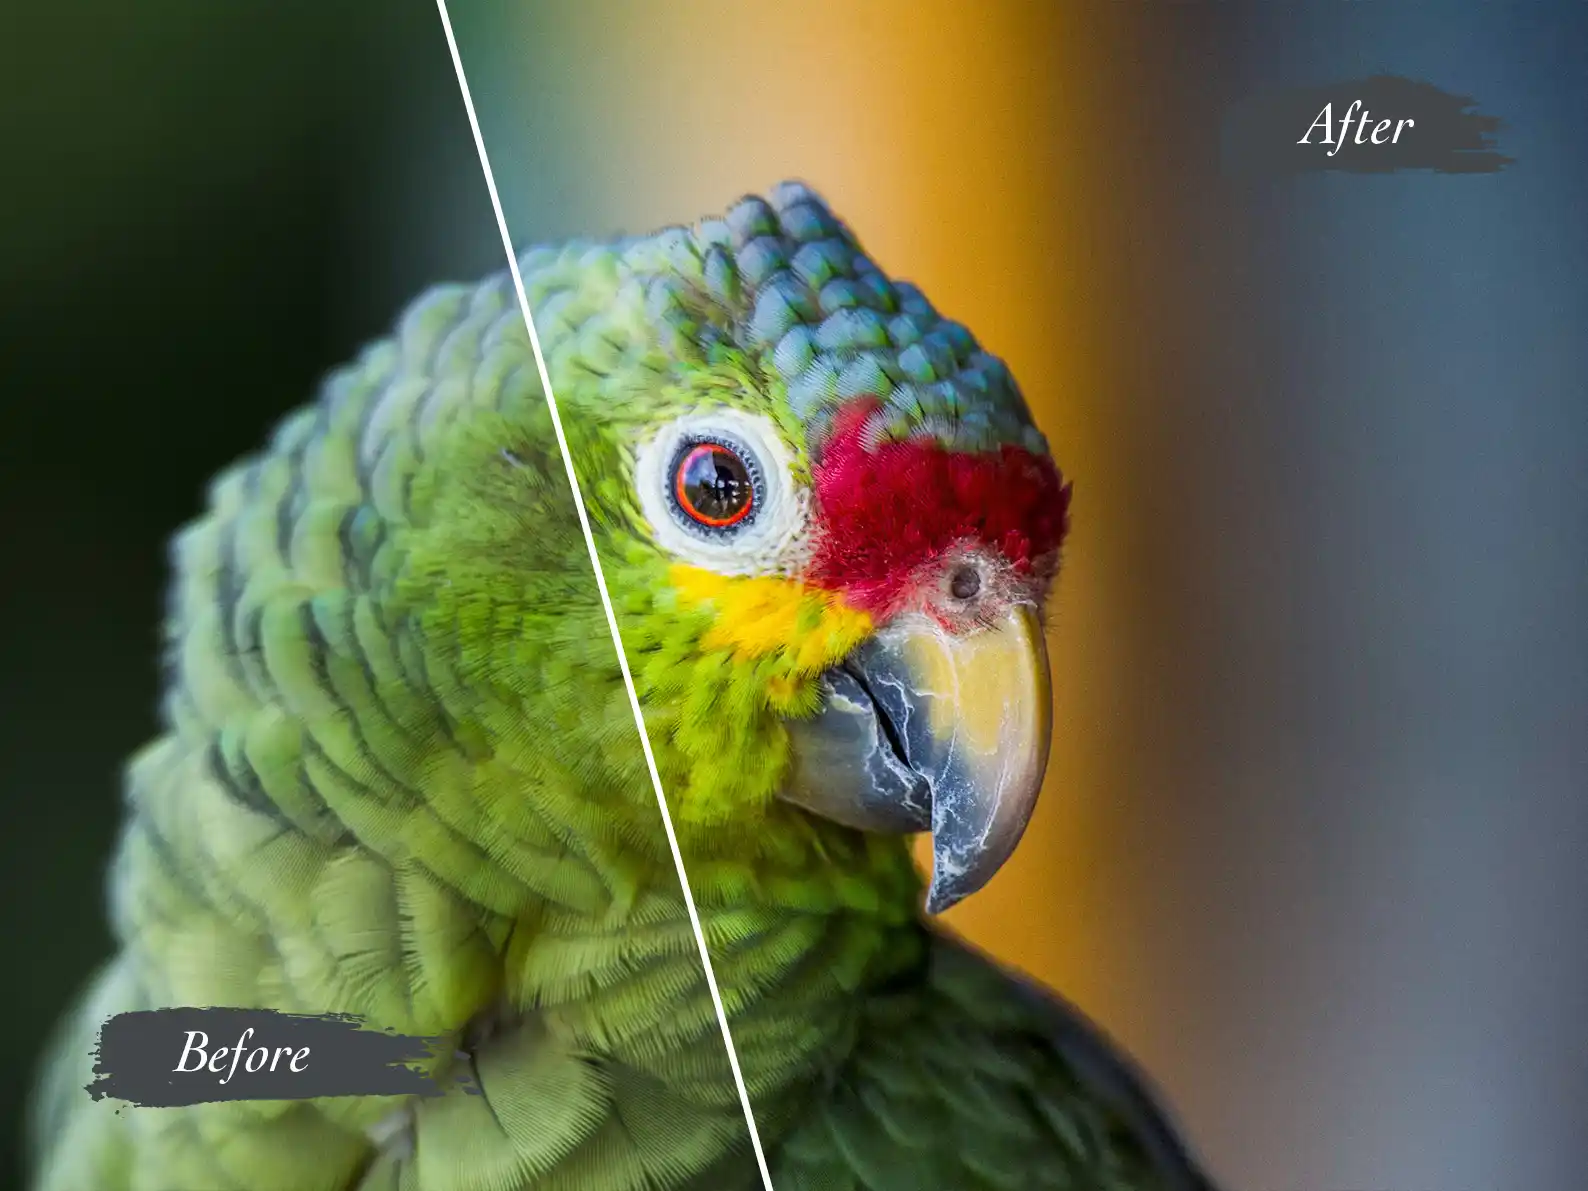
[432,4,775,1188]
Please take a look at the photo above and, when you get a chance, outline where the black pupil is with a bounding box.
[680,445,751,523]
[950,565,981,600]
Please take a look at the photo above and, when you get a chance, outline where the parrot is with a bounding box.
[28,182,1222,1191]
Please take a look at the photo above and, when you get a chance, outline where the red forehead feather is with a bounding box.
[807,400,1072,614]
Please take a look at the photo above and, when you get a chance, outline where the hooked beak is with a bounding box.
[781,604,1053,913]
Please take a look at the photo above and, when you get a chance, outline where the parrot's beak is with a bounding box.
[781,603,1053,913]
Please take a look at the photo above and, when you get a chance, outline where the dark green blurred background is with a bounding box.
[6,4,1588,1190]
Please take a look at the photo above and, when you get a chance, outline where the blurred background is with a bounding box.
[5,3,1586,1188]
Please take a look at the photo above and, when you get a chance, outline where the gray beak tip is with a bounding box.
[923,883,961,916]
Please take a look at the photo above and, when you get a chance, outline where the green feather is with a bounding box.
[30,183,1211,1191]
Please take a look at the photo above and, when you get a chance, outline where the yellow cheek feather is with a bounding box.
[667,564,874,706]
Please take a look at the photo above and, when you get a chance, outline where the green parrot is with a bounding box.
[29,183,1220,1191]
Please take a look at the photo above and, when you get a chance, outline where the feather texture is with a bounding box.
[31,185,1216,1191]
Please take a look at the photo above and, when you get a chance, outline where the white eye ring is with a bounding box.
[634,408,809,577]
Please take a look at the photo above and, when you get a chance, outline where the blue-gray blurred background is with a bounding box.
[4,4,1585,1188]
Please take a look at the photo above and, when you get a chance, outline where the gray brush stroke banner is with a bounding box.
[86,1008,480,1107]
[1223,74,1513,176]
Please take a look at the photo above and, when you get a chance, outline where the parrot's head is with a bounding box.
[404,183,1070,914]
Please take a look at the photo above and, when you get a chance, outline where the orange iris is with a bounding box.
[674,442,755,528]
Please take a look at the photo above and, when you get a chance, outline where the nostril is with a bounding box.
[949,565,981,600]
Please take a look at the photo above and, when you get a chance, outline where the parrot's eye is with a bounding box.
[663,432,764,538]
[634,409,808,577]
[672,441,755,529]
